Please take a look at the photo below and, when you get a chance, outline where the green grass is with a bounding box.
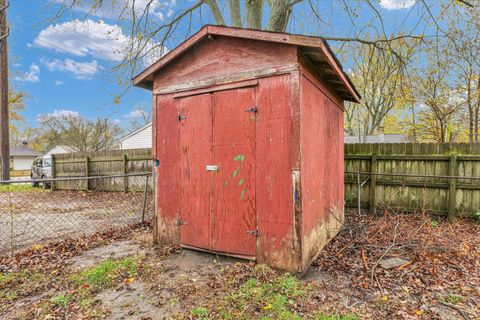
[314,313,360,320]
[442,293,463,304]
[50,293,74,308]
[187,265,360,320]
[70,257,138,290]
[0,184,46,192]
[191,269,307,320]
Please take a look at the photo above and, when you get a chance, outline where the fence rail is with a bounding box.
[345,143,480,219]
[0,173,153,254]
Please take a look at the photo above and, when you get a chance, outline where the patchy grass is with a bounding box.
[441,293,464,305]
[314,313,360,320]
[50,293,74,308]
[0,269,56,313]
[70,257,138,290]
[187,265,307,319]
[0,183,46,192]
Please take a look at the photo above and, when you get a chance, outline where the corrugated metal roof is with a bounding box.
[133,25,360,102]
[10,145,42,157]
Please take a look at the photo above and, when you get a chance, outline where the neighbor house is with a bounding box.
[10,145,42,171]
[118,122,152,150]
[44,145,76,156]
[345,134,408,144]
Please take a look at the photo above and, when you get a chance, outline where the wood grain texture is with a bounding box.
[344,143,480,217]
[153,36,297,93]
[300,72,344,267]
[212,87,256,257]
[155,95,180,245]
[255,75,299,270]
[178,93,213,250]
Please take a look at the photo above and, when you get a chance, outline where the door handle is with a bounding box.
[206,165,218,171]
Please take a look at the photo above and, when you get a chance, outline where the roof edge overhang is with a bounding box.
[133,25,360,103]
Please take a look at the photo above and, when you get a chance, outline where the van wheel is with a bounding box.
[31,176,39,187]
[41,176,51,189]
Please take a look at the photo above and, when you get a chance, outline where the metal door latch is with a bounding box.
[177,218,187,225]
[244,106,258,113]
[206,165,219,171]
[178,114,187,121]
[246,229,258,237]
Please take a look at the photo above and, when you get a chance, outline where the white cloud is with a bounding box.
[41,57,100,80]
[125,108,148,119]
[14,64,40,83]
[38,109,80,122]
[33,19,166,66]
[379,0,416,10]
[54,80,64,85]
[34,19,128,62]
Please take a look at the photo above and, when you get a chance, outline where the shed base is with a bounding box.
[180,244,257,261]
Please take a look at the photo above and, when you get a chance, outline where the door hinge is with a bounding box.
[244,106,258,113]
[177,218,187,226]
[178,114,187,121]
[246,229,258,237]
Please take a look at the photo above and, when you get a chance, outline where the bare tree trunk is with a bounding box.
[266,0,292,32]
[204,0,225,26]
[246,0,263,29]
[229,0,242,27]
[476,76,480,142]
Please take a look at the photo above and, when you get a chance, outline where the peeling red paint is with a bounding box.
[140,27,356,272]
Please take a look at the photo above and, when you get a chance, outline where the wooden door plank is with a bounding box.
[212,87,256,257]
[179,93,213,250]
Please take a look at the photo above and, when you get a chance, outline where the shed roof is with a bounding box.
[133,25,360,102]
[10,145,42,157]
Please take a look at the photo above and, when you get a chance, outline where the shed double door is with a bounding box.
[178,87,256,258]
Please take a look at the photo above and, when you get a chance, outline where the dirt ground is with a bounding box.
[0,212,479,319]
[0,189,152,252]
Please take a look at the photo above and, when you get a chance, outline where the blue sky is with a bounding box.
[10,0,436,131]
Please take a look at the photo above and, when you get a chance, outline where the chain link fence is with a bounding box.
[345,170,480,219]
[0,173,153,254]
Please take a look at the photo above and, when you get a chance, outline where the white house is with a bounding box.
[119,122,152,150]
[10,145,42,171]
[44,145,76,156]
[345,134,409,144]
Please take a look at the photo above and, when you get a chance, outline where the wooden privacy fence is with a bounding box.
[345,143,480,219]
[51,148,152,191]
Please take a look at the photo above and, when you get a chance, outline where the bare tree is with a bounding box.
[36,114,123,152]
[413,51,463,143]
[49,0,469,81]
[444,3,480,142]
[344,38,417,140]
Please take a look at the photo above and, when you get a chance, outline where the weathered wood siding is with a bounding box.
[52,148,152,191]
[345,143,480,218]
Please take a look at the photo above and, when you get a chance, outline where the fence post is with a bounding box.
[357,171,361,215]
[369,153,377,214]
[141,174,149,223]
[123,154,128,192]
[448,154,457,222]
[85,156,90,191]
[51,154,56,190]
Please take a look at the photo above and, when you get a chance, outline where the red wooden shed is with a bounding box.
[133,25,360,272]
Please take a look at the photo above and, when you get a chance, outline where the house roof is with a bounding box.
[10,145,42,157]
[119,122,152,142]
[45,145,77,155]
[345,134,409,144]
[133,25,360,102]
